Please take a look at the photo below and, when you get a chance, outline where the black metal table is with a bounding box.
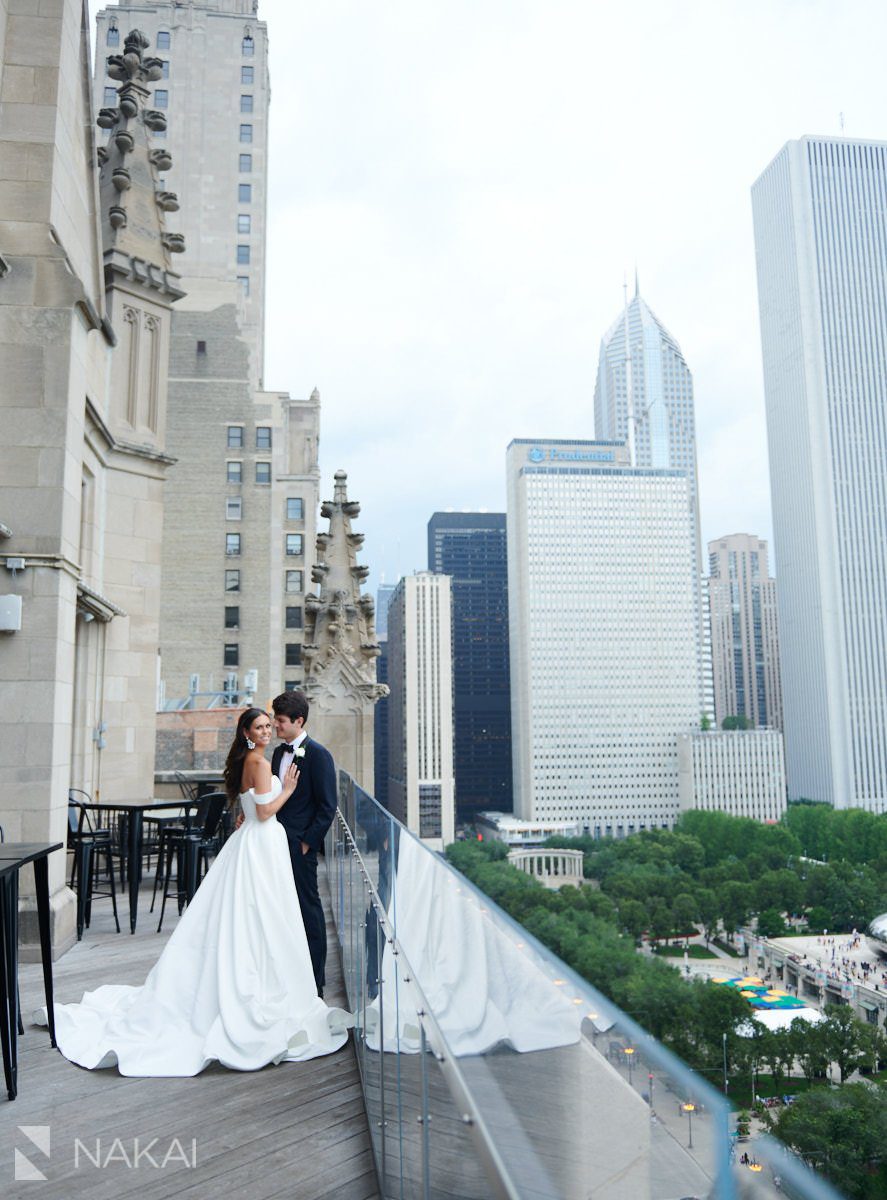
[80,801,199,934]
[0,842,63,1101]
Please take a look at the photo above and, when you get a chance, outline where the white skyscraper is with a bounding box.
[678,730,787,824]
[506,440,701,835]
[594,284,710,715]
[752,137,887,809]
[387,573,456,849]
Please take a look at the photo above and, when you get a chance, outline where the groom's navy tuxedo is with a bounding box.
[271,735,337,990]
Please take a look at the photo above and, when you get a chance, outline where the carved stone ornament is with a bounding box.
[303,470,388,715]
[97,28,186,296]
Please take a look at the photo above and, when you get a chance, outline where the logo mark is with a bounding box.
[15,1126,50,1181]
[527,447,545,463]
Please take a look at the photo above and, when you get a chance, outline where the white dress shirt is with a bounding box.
[276,730,307,781]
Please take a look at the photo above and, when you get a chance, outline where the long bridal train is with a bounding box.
[41,778,352,1077]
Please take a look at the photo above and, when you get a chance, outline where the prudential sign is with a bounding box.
[527,447,614,464]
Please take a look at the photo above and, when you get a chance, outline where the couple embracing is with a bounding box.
[50,691,352,1076]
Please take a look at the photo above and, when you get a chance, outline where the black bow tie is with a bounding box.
[281,743,294,751]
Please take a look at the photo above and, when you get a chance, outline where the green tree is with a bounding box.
[722,714,753,730]
[649,901,674,943]
[758,1026,795,1094]
[789,1017,830,1084]
[757,907,787,938]
[617,898,649,943]
[720,880,753,939]
[821,1006,872,1084]
[696,887,719,945]
[770,1083,887,1198]
[671,892,698,937]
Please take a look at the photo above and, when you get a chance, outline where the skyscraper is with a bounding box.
[373,582,397,806]
[708,534,783,731]
[387,573,456,849]
[95,3,319,709]
[594,283,710,714]
[507,440,700,835]
[752,137,887,808]
[95,0,268,380]
[427,512,513,821]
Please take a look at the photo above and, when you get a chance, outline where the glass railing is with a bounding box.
[326,774,842,1200]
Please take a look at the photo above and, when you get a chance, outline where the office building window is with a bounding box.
[255,462,271,485]
[255,426,272,450]
[154,89,168,108]
[226,497,242,520]
[224,643,239,667]
[240,94,253,113]
[227,461,242,483]
[237,214,251,234]
[285,570,303,592]
[239,124,252,143]
[227,425,244,448]
[286,497,304,520]
[285,644,302,667]
[225,569,240,592]
[157,30,170,49]
[237,275,250,296]
[239,154,252,172]
[226,533,241,556]
[237,244,250,265]
[107,25,119,46]
[104,86,117,106]
[286,534,303,556]
[152,127,167,140]
[285,606,303,629]
[284,679,300,691]
[242,34,254,56]
[225,606,240,630]
[239,183,252,203]
[161,60,169,78]
[242,66,254,84]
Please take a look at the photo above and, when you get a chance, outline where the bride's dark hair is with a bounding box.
[223,707,268,806]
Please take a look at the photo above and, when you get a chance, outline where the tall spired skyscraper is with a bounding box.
[752,137,887,809]
[594,283,709,714]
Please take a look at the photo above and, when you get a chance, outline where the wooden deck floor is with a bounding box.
[0,864,379,1200]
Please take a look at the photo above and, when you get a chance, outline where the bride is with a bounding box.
[47,708,352,1076]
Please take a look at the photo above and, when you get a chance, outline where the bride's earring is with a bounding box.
[246,736,256,750]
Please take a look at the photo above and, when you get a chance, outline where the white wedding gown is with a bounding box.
[46,778,352,1076]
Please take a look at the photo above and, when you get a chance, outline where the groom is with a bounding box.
[270,690,337,998]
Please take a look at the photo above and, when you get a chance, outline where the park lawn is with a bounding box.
[713,937,742,957]
[653,943,717,959]
[726,1074,824,1109]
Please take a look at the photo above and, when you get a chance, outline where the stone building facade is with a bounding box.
[0,4,184,951]
[157,295,319,709]
[94,3,321,714]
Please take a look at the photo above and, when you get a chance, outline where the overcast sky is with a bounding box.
[96,2,887,589]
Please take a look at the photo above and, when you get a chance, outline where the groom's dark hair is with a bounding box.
[272,690,309,725]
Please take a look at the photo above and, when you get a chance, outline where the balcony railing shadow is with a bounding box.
[328,773,842,1200]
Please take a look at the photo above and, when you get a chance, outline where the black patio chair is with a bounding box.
[156,793,227,933]
[67,791,120,940]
